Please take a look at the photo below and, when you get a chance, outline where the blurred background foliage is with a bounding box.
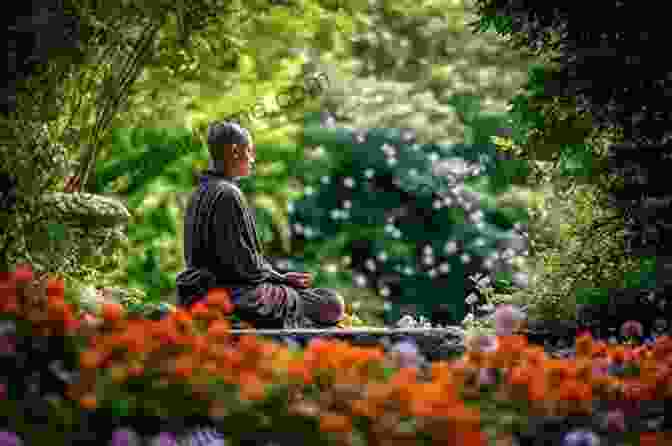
[80,0,549,321]
[5,0,656,329]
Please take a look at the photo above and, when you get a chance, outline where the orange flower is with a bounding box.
[172,308,193,326]
[190,302,211,319]
[522,346,547,366]
[203,360,219,375]
[365,382,394,404]
[237,335,261,354]
[79,393,98,410]
[286,359,313,385]
[206,288,232,307]
[575,333,593,358]
[454,428,487,446]
[47,299,69,320]
[173,354,195,378]
[507,366,531,387]
[430,361,453,381]
[238,372,266,401]
[557,380,592,410]
[101,302,124,323]
[610,346,627,363]
[207,320,231,338]
[319,412,353,433]
[191,335,208,356]
[79,349,105,369]
[639,432,669,446]
[219,347,243,369]
[46,277,65,298]
[349,399,377,418]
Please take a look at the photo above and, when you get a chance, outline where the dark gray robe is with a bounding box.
[176,170,344,328]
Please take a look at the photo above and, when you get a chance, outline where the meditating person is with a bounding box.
[175,121,346,329]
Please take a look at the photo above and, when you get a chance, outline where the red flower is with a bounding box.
[12,264,33,282]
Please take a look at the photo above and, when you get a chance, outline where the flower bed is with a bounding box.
[1,264,672,445]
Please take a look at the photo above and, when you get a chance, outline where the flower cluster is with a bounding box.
[2,264,672,446]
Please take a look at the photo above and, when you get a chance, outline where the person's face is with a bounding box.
[236,140,255,177]
[224,138,255,177]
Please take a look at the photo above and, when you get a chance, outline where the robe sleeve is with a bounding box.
[262,257,288,284]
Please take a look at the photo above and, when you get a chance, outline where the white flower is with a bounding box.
[443,197,453,206]
[293,223,304,234]
[479,303,495,312]
[460,253,472,264]
[403,266,414,275]
[501,248,516,259]
[354,274,367,287]
[343,200,352,209]
[423,255,435,265]
[466,293,478,305]
[377,251,388,262]
[392,229,402,239]
[439,262,451,273]
[396,315,416,328]
[304,227,314,238]
[428,269,437,278]
[365,259,376,271]
[433,200,442,209]
[512,271,529,288]
[364,168,375,178]
[320,176,330,184]
[387,158,398,166]
[409,168,418,176]
[469,210,484,222]
[380,286,391,297]
[444,240,458,254]
[344,177,355,188]
[330,209,340,219]
[428,152,439,162]
[381,143,396,156]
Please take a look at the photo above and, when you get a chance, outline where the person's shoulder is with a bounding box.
[210,179,244,203]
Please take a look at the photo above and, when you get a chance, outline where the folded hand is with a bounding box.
[283,272,313,289]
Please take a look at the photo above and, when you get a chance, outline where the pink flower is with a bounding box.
[478,368,496,386]
[0,336,15,356]
[467,334,498,353]
[494,304,525,336]
[620,320,643,339]
[591,358,610,377]
[604,409,626,432]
